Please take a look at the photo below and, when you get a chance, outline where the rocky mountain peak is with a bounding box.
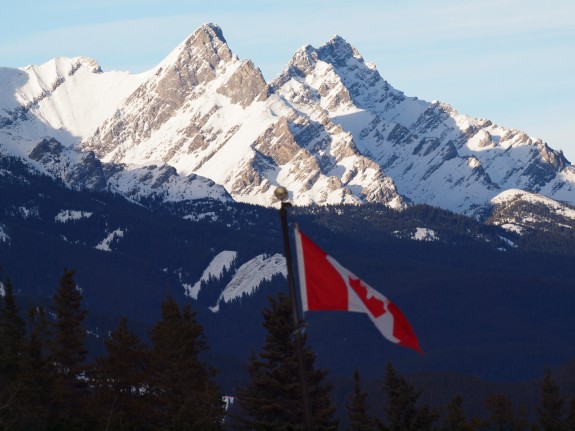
[157,22,234,81]
[537,142,570,171]
[271,45,318,89]
[196,23,227,44]
[317,35,362,66]
[69,56,103,74]
[82,24,244,161]
[273,35,404,113]
[273,36,364,87]
[186,22,230,61]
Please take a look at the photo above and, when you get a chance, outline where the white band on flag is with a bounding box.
[294,225,309,312]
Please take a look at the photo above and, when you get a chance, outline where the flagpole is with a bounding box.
[275,186,313,431]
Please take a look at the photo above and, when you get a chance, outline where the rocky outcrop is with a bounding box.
[28,137,230,203]
[216,60,269,107]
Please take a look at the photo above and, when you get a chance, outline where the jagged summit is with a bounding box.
[318,34,363,65]
[185,22,230,56]
[198,22,227,43]
[175,22,228,51]
[155,22,234,78]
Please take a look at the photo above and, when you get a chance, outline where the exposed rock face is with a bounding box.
[28,137,230,203]
[29,138,109,190]
[216,60,269,107]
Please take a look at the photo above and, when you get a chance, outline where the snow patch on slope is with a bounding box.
[95,228,124,251]
[185,250,237,299]
[499,236,518,248]
[183,211,218,222]
[500,223,524,235]
[17,206,39,219]
[210,253,286,312]
[0,224,9,244]
[412,227,439,242]
[393,227,439,242]
[55,210,93,223]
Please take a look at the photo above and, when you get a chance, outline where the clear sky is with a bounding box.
[2,0,574,161]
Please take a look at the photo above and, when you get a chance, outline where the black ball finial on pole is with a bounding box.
[275,186,313,431]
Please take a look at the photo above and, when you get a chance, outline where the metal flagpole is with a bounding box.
[275,186,313,431]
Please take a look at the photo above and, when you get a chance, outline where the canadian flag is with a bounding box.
[294,227,422,353]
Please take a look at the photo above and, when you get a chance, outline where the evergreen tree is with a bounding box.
[51,270,87,374]
[537,369,565,431]
[92,317,151,431]
[379,362,437,431]
[0,278,26,430]
[483,393,527,431]
[0,279,26,375]
[148,295,224,430]
[566,396,575,431]
[234,292,338,431]
[346,369,373,431]
[442,395,473,431]
[17,306,56,431]
[50,269,90,430]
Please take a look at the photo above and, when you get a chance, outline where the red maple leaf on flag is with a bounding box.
[349,277,386,318]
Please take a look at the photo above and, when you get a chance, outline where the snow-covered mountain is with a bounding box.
[0,53,230,203]
[1,23,574,215]
[80,24,403,207]
[271,35,575,215]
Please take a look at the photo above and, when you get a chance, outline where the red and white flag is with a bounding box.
[294,227,422,353]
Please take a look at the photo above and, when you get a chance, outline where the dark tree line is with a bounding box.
[0,270,224,430]
[1,270,575,431]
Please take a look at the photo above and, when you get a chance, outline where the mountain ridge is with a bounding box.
[0,22,573,215]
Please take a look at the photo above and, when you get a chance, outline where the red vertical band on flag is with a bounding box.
[295,227,348,311]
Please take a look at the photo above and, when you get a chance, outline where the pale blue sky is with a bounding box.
[2,0,574,161]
